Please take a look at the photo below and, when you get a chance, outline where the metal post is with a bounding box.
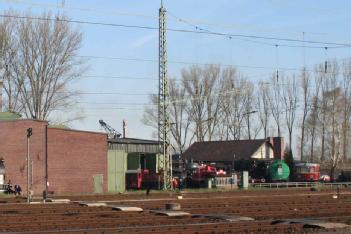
[26,137,30,203]
[26,128,32,204]
[45,124,48,201]
[31,160,33,187]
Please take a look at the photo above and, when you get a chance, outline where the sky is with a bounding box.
[1,0,351,140]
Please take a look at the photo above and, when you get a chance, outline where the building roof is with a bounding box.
[182,139,269,162]
[108,137,159,145]
[0,112,21,120]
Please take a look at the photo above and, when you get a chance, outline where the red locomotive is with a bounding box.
[294,163,320,182]
[126,169,161,189]
[186,164,217,187]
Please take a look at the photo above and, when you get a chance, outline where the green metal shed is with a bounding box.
[107,138,160,193]
[107,150,127,193]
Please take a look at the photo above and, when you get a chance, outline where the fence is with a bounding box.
[251,182,351,189]
[214,176,238,188]
[213,179,351,189]
[0,184,7,192]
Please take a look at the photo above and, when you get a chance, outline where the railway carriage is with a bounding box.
[294,163,320,182]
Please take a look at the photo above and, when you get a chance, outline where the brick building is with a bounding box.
[0,115,107,195]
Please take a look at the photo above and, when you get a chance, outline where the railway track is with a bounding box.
[0,189,350,233]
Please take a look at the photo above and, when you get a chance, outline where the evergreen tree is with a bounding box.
[284,149,295,180]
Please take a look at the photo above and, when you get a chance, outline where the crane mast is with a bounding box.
[99,120,121,139]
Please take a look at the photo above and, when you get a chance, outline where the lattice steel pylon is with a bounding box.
[158,0,172,190]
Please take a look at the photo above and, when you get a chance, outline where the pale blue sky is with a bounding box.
[1,0,351,139]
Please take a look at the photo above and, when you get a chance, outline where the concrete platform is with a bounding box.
[272,219,350,229]
[109,206,143,212]
[79,202,107,207]
[150,210,191,217]
[46,199,71,204]
[28,201,42,204]
[193,214,254,222]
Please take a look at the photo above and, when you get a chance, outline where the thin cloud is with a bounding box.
[131,33,158,48]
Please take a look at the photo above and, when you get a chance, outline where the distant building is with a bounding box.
[182,137,285,171]
[0,110,165,195]
[0,113,107,195]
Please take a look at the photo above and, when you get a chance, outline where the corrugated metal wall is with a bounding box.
[108,150,127,193]
[108,143,158,154]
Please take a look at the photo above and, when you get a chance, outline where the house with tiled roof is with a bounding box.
[182,137,285,171]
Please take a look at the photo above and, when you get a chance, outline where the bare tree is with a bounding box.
[143,81,192,155]
[242,81,260,139]
[202,65,222,141]
[314,64,329,162]
[306,67,323,162]
[0,15,23,112]
[216,67,237,140]
[282,74,298,149]
[307,96,319,162]
[182,66,206,142]
[221,72,250,140]
[268,73,283,136]
[256,81,271,139]
[299,68,311,161]
[182,65,223,142]
[142,94,159,134]
[306,61,346,178]
[322,87,344,179]
[168,79,192,154]
[1,12,83,120]
[342,59,351,162]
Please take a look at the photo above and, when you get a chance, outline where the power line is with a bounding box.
[1,13,351,48]
[80,54,350,74]
[2,0,329,37]
[1,0,158,19]
[71,91,151,96]
[53,106,143,111]
[80,75,158,80]
[78,55,156,63]
[78,101,152,106]
[167,11,344,49]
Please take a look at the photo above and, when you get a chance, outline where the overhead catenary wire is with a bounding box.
[167,11,344,49]
[79,75,158,80]
[2,0,331,37]
[57,99,323,114]
[0,13,351,48]
[1,0,158,19]
[79,54,349,74]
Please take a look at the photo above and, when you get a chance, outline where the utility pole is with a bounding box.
[158,0,172,190]
[0,78,3,112]
[26,128,33,204]
[245,110,258,140]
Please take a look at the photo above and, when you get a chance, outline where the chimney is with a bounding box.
[267,137,285,160]
[0,79,3,112]
[273,137,285,160]
[123,120,127,138]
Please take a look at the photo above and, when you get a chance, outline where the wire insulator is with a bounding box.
[324,47,328,74]
[276,69,279,82]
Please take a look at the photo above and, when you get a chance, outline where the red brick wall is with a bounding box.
[47,128,107,194]
[0,120,47,195]
[0,120,108,195]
